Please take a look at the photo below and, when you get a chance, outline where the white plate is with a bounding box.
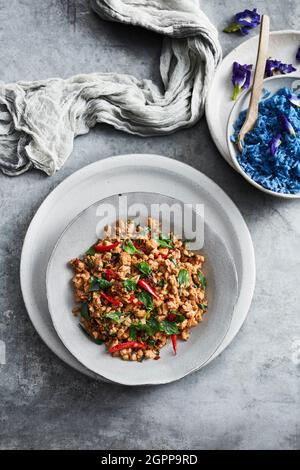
[20,154,256,381]
[206,30,300,166]
[46,193,238,385]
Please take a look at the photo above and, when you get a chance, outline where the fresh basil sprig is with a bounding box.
[80,302,90,320]
[123,277,139,292]
[122,239,142,255]
[137,291,154,311]
[178,269,189,288]
[89,276,112,292]
[137,261,152,277]
[104,311,123,324]
[160,320,179,335]
[197,271,206,289]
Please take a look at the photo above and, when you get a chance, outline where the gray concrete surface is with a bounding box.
[0,0,299,450]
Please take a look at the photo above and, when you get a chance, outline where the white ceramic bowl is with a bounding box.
[46,192,238,386]
[227,75,300,199]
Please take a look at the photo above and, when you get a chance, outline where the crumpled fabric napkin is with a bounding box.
[0,0,221,176]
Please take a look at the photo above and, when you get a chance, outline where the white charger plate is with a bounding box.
[46,193,238,385]
[206,30,300,166]
[20,154,256,381]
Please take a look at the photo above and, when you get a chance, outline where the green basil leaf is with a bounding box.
[137,261,152,277]
[129,324,137,340]
[146,316,160,336]
[104,311,123,324]
[89,276,112,291]
[80,302,90,320]
[78,324,103,344]
[197,271,206,289]
[178,269,189,288]
[86,244,96,255]
[170,257,177,267]
[137,291,154,311]
[153,232,173,249]
[124,278,138,292]
[174,314,185,323]
[160,321,179,335]
[198,303,207,311]
[123,239,142,255]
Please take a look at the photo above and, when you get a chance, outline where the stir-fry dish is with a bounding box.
[70,219,208,361]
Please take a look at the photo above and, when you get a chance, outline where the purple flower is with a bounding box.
[265,58,296,77]
[224,8,260,35]
[231,62,253,100]
[269,134,282,156]
[296,47,300,61]
[288,93,300,107]
[280,114,296,137]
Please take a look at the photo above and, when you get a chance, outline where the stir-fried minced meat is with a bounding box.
[70,219,208,361]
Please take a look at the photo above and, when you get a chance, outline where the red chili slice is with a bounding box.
[167,313,176,322]
[95,241,120,252]
[109,341,147,353]
[171,334,177,355]
[100,292,121,306]
[129,294,143,306]
[133,241,146,254]
[137,279,160,300]
[105,269,118,281]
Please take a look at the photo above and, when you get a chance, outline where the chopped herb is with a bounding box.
[129,316,160,340]
[174,313,185,323]
[198,303,207,311]
[147,338,157,347]
[80,302,90,320]
[89,276,112,291]
[129,324,138,340]
[85,244,96,255]
[178,269,189,288]
[197,271,206,288]
[78,324,103,344]
[157,279,165,288]
[153,232,173,249]
[137,290,154,311]
[104,311,123,324]
[137,261,152,277]
[123,239,142,255]
[160,320,179,335]
[124,277,139,292]
[146,316,160,336]
[170,257,177,267]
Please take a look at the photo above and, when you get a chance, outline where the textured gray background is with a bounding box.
[0,0,299,450]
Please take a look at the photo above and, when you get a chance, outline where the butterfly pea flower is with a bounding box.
[296,47,300,61]
[269,134,282,156]
[288,93,300,107]
[280,114,296,137]
[265,58,296,77]
[224,8,260,35]
[231,62,253,100]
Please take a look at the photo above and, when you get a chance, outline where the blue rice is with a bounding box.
[232,87,300,194]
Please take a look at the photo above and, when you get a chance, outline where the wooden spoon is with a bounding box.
[238,15,270,152]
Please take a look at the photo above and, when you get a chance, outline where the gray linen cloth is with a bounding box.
[0,0,221,176]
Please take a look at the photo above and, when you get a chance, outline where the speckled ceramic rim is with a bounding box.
[227,75,300,199]
[20,154,256,382]
[46,192,238,386]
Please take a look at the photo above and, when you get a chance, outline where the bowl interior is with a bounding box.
[227,75,300,199]
[46,192,238,385]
